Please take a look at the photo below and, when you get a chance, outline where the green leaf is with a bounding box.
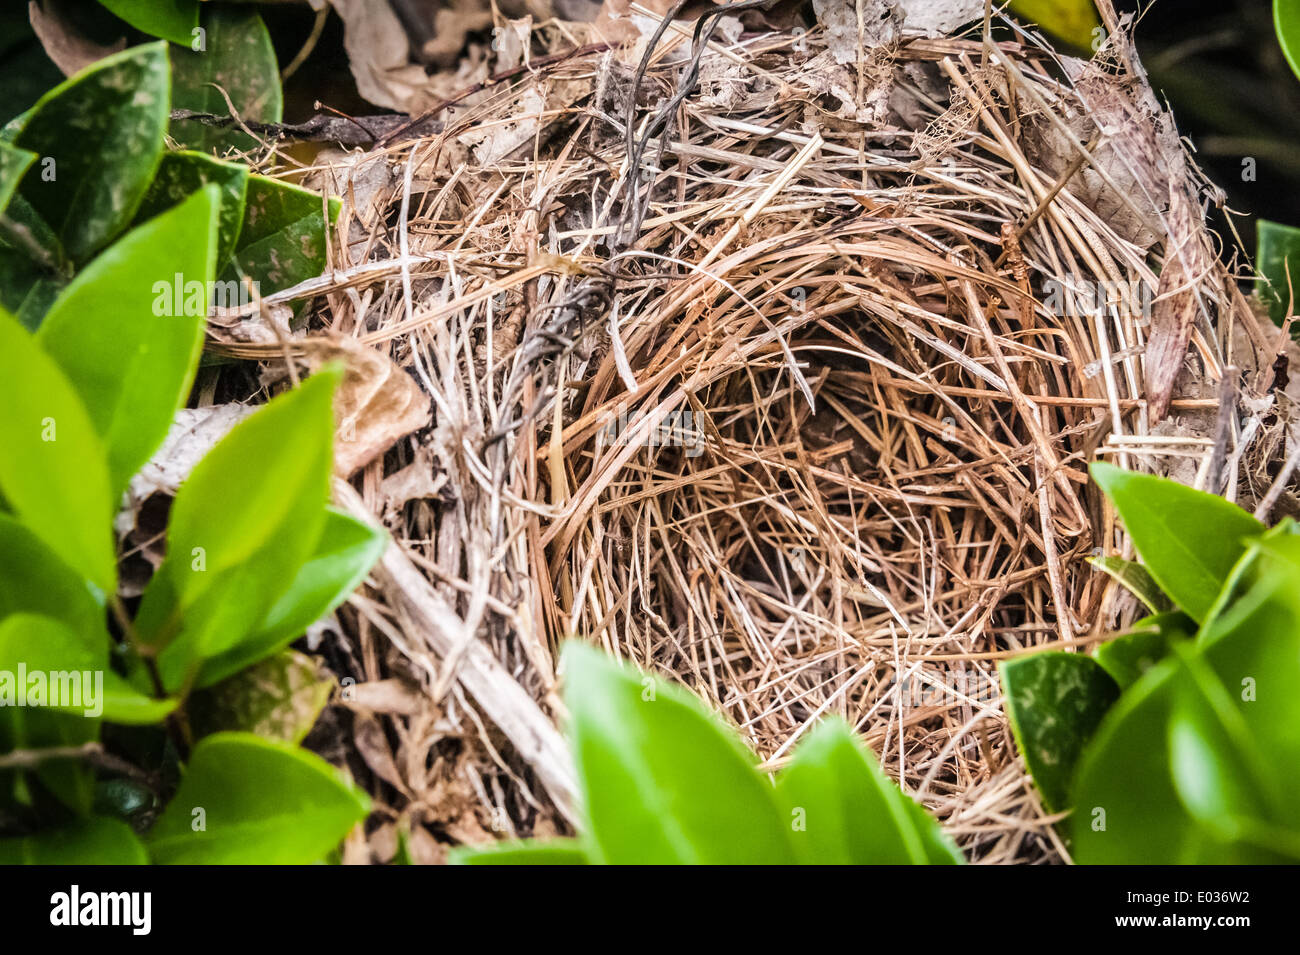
[0,817,148,864]
[135,151,249,266]
[225,175,336,295]
[1071,659,1205,863]
[1167,678,1271,843]
[0,190,64,268]
[12,42,169,264]
[1257,218,1300,325]
[0,250,62,330]
[0,515,105,637]
[0,614,176,724]
[1090,461,1265,623]
[38,185,219,496]
[0,309,116,592]
[235,175,328,248]
[1277,0,1300,83]
[188,649,333,745]
[999,652,1119,812]
[1093,611,1192,690]
[451,840,590,865]
[1086,554,1172,613]
[137,368,341,692]
[0,193,69,329]
[195,509,386,688]
[1197,533,1300,791]
[1073,649,1293,864]
[0,718,97,814]
[147,732,368,864]
[99,0,200,46]
[774,719,962,864]
[0,676,98,815]
[0,140,35,214]
[0,257,51,327]
[561,642,795,864]
[169,7,282,155]
[1008,0,1101,49]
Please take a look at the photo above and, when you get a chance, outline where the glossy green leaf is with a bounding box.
[1200,525,1300,635]
[1167,678,1271,844]
[195,509,386,689]
[188,650,333,745]
[0,249,63,330]
[99,0,200,46]
[1071,658,1206,863]
[1072,651,1293,864]
[138,369,341,691]
[0,308,116,591]
[1000,651,1119,812]
[38,186,219,496]
[0,515,105,637]
[169,7,282,155]
[0,614,176,724]
[147,732,368,864]
[775,718,962,864]
[1070,525,1300,864]
[1093,611,1191,690]
[1277,0,1300,83]
[225,175,337,295]
[2,181,73,329]
[1008,0,1101,48]
[0,190,63,268]
[562,642,795,864]
[1091,462,1265,623]
[0,816,148,864]
[1257,218,1300,324]
[0,140,35,214]
[135,151,248,265]
[0,687,98,815]
[232,199,333,296]
[12,43,169,263]
[1,726,97,813]
[235,175,328,248]
[0,191,68,330]
[1197,533,1300,791]
[1086,554,1172,613]
[451,840,590,865]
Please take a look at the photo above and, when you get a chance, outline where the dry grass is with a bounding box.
[208,5,1298,863]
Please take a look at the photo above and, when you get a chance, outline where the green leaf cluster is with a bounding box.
[1001,461,1300,863]
[0,26,321,330]
[0,43,380,864]
[454,643,963,865]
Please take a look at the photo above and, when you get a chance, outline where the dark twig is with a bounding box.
[169,109,424,146]
[0,741,155,789]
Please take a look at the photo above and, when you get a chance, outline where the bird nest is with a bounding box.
[210,8,1298,863]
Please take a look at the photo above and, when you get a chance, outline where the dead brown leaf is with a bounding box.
[351,710,411,796]
[298,337,431,476]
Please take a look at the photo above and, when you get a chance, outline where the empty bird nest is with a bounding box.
[202,4,1300,863]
